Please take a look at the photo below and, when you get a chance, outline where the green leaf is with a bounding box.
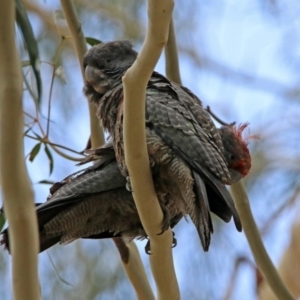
[29,143,41,162]
[15,0,42,105]
[0,214,5,232]
[38,180,55,185]
[44,145,54,175]
[86,37,102,46]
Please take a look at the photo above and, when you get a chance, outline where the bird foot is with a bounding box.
[0,233,8,251]
[149,156,155,168]
[125,176,133,192]
[172,232,177,248]
[144,231,177,255]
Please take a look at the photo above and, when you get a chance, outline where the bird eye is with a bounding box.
[230,154,235,160]
[106,58,111,63]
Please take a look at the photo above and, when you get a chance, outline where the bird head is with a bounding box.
[218,123,252,183]
[83,41,137,99]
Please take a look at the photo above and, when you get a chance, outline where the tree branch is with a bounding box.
[164,18,182,85]
[60,0,104,148]
[123,1,180,299]
[60,1,154,298]
[230,182,294,300]
[0,1,39,299]
[114,239,155,300]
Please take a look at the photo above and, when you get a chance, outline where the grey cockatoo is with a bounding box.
[83,40,251,251]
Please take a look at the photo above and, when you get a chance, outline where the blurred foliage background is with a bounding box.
[1,0,300,299]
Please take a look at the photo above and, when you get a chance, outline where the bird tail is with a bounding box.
[192,171,213,251]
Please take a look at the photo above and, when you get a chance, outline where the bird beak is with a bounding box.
[85,65,109,94]
[228,169,243,184]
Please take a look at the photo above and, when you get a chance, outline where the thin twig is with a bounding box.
[46,68,56,137]
[49,143,84,161]
[46,38,65,137]
[46,252,74,287]
[206,106,236,126]
[23,70,39,104]
[25,134,84,161]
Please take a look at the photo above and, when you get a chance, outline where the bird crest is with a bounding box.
[232,123,259,146]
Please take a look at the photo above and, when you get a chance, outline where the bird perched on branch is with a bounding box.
[1,42,252,254]
[1,143,182,253]
[1,122,250,253]
[83,40,252,251]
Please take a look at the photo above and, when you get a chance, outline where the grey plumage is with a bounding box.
[1,144,181,253]
[1,41,251,254]
[83,41,251,251]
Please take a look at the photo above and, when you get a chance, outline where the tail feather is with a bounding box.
[192,171,213,251]
[155,126,242,231]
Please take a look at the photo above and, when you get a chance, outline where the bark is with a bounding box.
[0,1,39,299]
[123,1,180,299]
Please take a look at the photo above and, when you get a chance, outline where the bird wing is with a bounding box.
[1,148,127,253]
[146,73,230,183]
[146,73,242,231]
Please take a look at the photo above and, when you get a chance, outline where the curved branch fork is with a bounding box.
[123,0,180,299]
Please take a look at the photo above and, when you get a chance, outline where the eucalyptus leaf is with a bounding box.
[44,145,54,175]
[86,37,102,46]
[15,0,42,105]
[29,143,41,162]
[38,180,56,185]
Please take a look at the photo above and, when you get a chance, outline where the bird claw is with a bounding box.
[126,176,133,192]
[145,239,151,255]
[149,156,155,168]
[144,231,177,255]
[171,232,177,248]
